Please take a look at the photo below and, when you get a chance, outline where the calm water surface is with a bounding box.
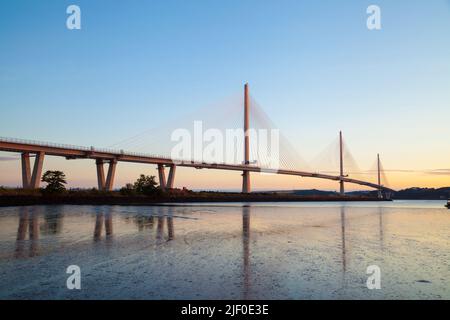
[0,200,449,299]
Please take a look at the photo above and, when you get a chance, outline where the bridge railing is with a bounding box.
[0,136,93,152]
[0,136,263,168]
[0,136,173,161]
[0,136,277,170]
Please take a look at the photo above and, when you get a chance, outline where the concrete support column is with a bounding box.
[21,153,31,189]
[339,131,345,196]
[377,153,383,199]
[167,165,176,189]
[96,159,106,191]
[105,159,117,191]
[30,151,45,189]
[242,83,251,193]
[242,171,251,193]
[158,164,167,191]
[339,180,345,196]
[96,159,117,191]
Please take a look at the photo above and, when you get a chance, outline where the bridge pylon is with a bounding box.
[377,153,383,199]
[339,131,345,195]
[242,83,251,193]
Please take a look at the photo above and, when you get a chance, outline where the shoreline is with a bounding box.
[0,193,391,207]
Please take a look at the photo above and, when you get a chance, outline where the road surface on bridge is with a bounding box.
[0,137,394,192]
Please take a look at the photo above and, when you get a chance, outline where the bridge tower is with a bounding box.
[339,131,345,195]
[242,83,251,193]
[377,153,383,199]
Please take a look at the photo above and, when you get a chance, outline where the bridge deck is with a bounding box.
[0,137,393,192]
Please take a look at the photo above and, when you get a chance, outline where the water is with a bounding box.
[0,201,449,299]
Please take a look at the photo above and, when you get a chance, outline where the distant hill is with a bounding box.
[393,187,450,200]
[347,188,450,199]
[268,187,450,200]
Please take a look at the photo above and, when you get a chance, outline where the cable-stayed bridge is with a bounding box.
[0,84,394,198]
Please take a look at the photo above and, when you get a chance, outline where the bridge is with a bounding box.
[0,84,394,197]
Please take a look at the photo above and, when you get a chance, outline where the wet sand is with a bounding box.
[0,201,449,299]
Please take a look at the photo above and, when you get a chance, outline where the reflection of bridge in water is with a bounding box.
[93,207,175,243]
[12,205,386,298]
[241,205,386,298]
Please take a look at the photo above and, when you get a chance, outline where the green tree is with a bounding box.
[133,175,158,195]
[41,170,67,193]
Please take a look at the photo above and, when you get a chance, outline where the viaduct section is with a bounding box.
[0,84,393,197]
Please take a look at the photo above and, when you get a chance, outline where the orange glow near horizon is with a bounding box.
[0,154,449,191]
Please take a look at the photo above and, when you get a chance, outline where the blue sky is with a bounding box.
[1,0,450,189]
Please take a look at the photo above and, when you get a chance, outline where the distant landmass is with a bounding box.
[390,187,450,200]
[269,187,450,200]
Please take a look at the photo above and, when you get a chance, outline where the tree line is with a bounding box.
[40,170,161,195]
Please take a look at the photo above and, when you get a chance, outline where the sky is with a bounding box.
[1,0,450,191]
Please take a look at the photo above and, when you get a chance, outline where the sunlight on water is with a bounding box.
[0,201,449,299]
